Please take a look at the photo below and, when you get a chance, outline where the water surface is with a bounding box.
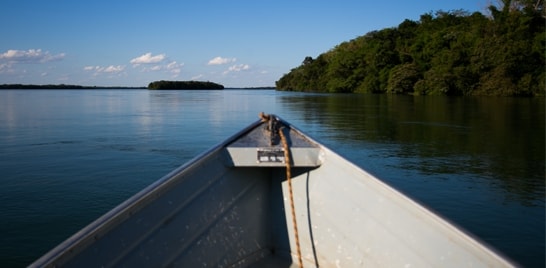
[0,89,543,267]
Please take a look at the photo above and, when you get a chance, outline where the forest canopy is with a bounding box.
[148,80,224,90]
[276,1,545,96]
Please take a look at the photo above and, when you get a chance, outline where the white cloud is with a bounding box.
[166,61,183,75]
[84,65,125,74]
[130,52,166,65]
[0,49,65,63]
[104,65,125,73]
[208,56,236,65]
[191,74,204,80]
[0,63,10,72]
[224,64,250,74]
[166,61,181,69]
[230,64,250,71]
[136,60,183,75]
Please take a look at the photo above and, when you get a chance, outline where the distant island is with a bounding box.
[0,84,146,89]
[148,80,224,90]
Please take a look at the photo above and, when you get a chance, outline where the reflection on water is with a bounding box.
[280,94,545,205]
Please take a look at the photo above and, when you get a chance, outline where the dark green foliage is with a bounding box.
[276,3,545,96]
[148,80,224,90]
[387,63,421,94]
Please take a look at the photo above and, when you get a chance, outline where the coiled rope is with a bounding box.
[259,113,303,268]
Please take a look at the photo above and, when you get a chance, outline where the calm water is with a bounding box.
[0,89,544,267]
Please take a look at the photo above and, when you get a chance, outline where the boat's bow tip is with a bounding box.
[224,114,322,167]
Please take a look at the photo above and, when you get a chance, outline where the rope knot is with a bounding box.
[259,112,280,146]
[259,112,270,122]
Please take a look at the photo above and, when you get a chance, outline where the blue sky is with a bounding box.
[1,0,489,87]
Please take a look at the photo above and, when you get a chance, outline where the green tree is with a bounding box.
[275,6,545,96]
[387,63,421,94]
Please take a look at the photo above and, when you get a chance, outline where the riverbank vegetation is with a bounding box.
[147,80,224,90]
[276,1,545,96]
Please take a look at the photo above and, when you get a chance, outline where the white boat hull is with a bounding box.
[31,116,514,267]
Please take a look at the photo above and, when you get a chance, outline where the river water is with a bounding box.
[0,89,543,267]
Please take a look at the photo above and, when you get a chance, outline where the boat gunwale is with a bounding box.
[29,117,269,267]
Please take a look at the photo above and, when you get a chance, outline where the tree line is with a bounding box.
[148,80,224,90]
[276,1,545,96]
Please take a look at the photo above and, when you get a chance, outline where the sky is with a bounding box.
[0,0,490,88]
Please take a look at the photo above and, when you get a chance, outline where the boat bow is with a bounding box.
[224,115,322,167]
